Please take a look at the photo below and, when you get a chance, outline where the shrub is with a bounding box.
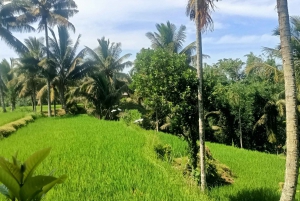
[0,115,35,138]
[0,148,67,201]
[120,109,142,126]
[154,143,172,161]
[0,125,16,137]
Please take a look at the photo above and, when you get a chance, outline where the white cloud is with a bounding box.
[204,34,279,45]
[215,0,299,18]
[1,0,299,65]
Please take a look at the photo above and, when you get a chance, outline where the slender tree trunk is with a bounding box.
[54,98,56,116]
[239,105,243,148]
[45,20,52,117]
[156,110,159,132]
[40,99,43,113]
[195,0,206,191]
[277,1,299,201]
[0,87,6,113]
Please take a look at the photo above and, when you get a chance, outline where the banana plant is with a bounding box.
[0,148,67,201]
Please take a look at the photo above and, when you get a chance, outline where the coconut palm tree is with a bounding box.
[0,0,34,53]
[186,0,218,191]
[85,37,132,88]
[72,72,126,119]
[277,1,299,200]
[146,21,196,62]
[16,37,47,112]
[0,59,10,112]
[21,0,78,117]
[47,26,90,113]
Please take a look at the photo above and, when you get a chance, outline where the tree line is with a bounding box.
[0,0,298,200]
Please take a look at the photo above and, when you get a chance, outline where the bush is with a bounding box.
[154,143,172,161]
[119,109,142,126]
[0,125,16,137]
[0,115,35,138]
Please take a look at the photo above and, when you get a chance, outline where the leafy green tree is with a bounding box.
[132,48,199,169]
[186,0,219,191]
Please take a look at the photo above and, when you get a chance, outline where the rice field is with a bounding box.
[0,111,30,126]
[0,114,298,200]
[0,115,208,201]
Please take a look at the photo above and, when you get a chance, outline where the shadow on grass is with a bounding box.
[228,188,279,201]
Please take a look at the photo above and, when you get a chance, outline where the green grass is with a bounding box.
[0,115,208,201]
[0,114,298,200]
[0,111,30,126]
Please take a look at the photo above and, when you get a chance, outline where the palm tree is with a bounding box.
[0,59,10,112]
[85,37,132,87]
[0,0,34,53]
[277,1,299,200]
[48,26,90,113]
[22,0,78,117]
[186,0,218,191]
[16,37,46,112]
[146,21,196,62]
[70,73,125,119]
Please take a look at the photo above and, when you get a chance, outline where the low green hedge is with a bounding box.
[0,115,35,138]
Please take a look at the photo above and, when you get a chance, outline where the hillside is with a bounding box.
[0,115,298,200]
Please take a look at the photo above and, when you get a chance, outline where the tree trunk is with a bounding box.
[195,0,206,191]
[54,98,56,116]
[239,105,243,148]
[0,87,6,113]
[156,110,159,132]
[45,20,52,117]
[40,99,43,113]
[277,0,299,201]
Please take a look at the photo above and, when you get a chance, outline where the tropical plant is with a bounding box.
[0,0,34,53]
[16,37,47,112]
[277,0,299,200]
[186,0,219,191]
[85,37,132,87]
[0,147,67,201]
[76,72,126,119]
[146,21,196,63]
[22,0,78,117]
[0,59,10,112]
[48,26,90,113]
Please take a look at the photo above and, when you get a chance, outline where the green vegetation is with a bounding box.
[0,116,208,200]
[0,112,29,127]
[0,148,67,201]
[0,115,297,200]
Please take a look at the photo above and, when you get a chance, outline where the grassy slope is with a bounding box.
[0,111,29,126]
[153,133,300,201]
[0,114,299,201]
[0,115,207,201]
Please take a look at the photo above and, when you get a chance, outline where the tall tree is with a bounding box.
[85,37,132,87]
[146,21,195,63]
[17,37,46,112]
[186,0,218,191]
[48,26,89,113]
[277,0,299,200]
[0,59,10,112]
[23,0,78,117]
[0,0,34,53]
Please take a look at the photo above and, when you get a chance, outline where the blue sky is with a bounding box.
[1,0,300,66]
